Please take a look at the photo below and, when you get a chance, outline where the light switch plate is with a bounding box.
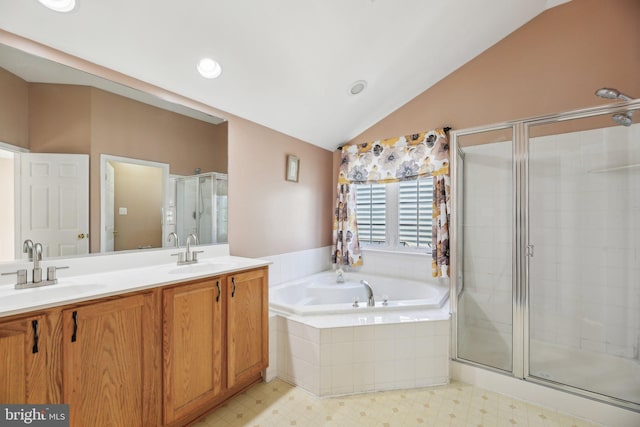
[119,207,128,215]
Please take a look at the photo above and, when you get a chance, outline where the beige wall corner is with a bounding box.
[227,116,334,258]
[348,0,640,146]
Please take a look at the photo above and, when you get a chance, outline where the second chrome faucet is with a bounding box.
[170,233,203,265]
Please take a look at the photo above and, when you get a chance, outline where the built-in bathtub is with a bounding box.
[269,271,451,396]
[270,271,449,316]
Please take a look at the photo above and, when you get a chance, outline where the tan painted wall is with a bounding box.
[347,0,640,147]
[227,115,334,258]
[112,162,163,251]
[28,83,91,154]
[0,67,29,148]
[90,89,227,175]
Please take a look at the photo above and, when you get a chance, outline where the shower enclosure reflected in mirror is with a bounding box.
[171,173,228,246]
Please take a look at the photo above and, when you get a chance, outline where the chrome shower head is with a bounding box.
[612,112,633,127]
[595,87,633,101]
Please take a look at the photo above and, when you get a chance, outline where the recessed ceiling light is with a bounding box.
[37,0,76,12]
[197,58,222,79]
[349,80,367,96]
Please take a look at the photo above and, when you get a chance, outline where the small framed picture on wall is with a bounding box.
[286,155,299,182]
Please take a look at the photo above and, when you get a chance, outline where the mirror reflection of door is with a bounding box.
[100,155,168,252]
[0,146,17,261]
[19,152,90,258]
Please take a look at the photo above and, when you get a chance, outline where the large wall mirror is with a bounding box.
[0,41,228,262]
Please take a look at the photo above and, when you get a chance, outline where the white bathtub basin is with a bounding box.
[270,271,449,316]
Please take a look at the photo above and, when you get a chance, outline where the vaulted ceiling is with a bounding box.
[0,0,569,150]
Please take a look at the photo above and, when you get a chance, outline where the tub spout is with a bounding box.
[360,280,375,307]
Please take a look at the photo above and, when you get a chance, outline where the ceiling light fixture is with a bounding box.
[37,0,76,12]
[349,80,367,96]
[197,58,222,79]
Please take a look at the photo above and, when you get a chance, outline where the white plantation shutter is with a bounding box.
[355,184,386,244]
[399,178,433,248]
[355,178,433,251]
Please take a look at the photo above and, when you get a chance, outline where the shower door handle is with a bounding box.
[526,244,534,257]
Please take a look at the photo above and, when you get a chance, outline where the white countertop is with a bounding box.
[0,255,270,318]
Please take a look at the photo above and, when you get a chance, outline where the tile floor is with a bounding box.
[196,379,600,427]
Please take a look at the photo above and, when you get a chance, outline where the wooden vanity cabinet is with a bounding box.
[226,268,269,389]
[0,264,267,427]
[61,292,160,427]
[162,277,223,426]
[0,313,50,403]
[162,267,268,426]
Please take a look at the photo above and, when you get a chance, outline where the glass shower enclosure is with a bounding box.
[451,100,640,410]
[174,172,228,245]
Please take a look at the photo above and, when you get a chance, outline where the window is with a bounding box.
[355,177,433,251]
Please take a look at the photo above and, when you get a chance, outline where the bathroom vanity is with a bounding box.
[0,251,269,427]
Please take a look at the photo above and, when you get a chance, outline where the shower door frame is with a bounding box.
[450,98,640,412]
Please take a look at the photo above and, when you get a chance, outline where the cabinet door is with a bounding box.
[163,278,223,425]
[62,293,158,427]
[227,268,268,389]
[0,315,47,403]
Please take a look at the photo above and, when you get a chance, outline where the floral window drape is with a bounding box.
[331,128,451,276]
[331,184,362,266]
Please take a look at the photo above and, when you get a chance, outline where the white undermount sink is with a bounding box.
[0,282,109,307]
[167,262,228,275]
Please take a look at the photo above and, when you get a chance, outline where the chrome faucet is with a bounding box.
[33,242,43,283]
[2,241,68,289]
[185,233,197,261]
[360,280,375,307]
[172,233,203,265]
[167,232,180,248]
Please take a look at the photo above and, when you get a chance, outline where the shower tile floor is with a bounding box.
[195,379,600,427]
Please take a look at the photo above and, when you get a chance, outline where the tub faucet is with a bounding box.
[360,280,375,307]
[336,269,345,283]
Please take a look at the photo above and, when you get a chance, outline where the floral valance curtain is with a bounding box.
[338,129,449,184]
[331,128,450,277]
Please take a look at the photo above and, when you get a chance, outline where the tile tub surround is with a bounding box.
[275,315,450,397]
[266,247,451,396]
[264,246,442,288]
